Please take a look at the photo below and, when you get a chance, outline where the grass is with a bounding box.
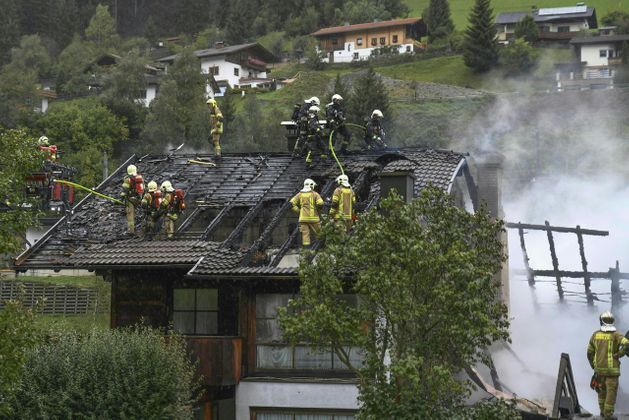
[404,0,628,31]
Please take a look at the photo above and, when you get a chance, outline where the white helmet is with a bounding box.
[160,180,174,192]
[336,174,350,187]
[371,109,383,119]
[38,135,49,146]
[309,96,320,106]
[308,105,320,114]
[147,181,158,192]
[302,178,316,192]
[332,94,343,103]
[600,311,616,332]
[127,164,137,176]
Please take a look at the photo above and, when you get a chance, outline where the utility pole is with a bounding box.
[103,151,109,181]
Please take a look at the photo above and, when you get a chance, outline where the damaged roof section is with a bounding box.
[14,149,469,275]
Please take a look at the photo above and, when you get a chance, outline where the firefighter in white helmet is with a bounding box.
[290,178,324,248]
[37,135,58,161]
[304,105,328,166]
[120,164,144,235]
[207,97,223,159]
[141,180,162,236]
[159,180,185,239]
[292,97,321,157]
[326,94,351,154]
[330,174,356,231]
[363,109,386,151]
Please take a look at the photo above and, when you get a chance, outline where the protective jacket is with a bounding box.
[290,191,324,222]
[365,119,385,144]
[209,103,223,134]
[330,186,355,220]
[121,175,144,203]
[587,330,629,376]
[326,103,346,128]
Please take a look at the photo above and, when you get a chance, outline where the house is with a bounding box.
[311,18,427,63]
[13,147,506,419]
[495,3,597,43]
[157,43,276,97]
[554,34,629,90]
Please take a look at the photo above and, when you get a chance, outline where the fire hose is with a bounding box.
[53,179,124,205]
[328,122,367,176]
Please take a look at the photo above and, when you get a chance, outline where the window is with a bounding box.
[234,68,239,76]
[600,49,608,58]
[557,26,570,33]
[540,26,550,33]
[392,35,398,43]
[356,37,363,46]
[252,409,356,420]
[255,294,363,370]
[209,66,219,75]
[173,289,218,335]
[353,52,359,60]
[371,38,377,46]
[379,37,386,45]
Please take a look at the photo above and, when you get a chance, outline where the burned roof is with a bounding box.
[14,149,469,276]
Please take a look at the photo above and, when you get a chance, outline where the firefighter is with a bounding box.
[207,98,223,159]
[329,174,356,231]
[292,96,320,157]
[159,180,186,239]
[141,180,162,235]
[290,178,324,248]
[326,94,351,154]
[363,109,387,151]
[38,136,58,161]
[120,164,144,235]
[587,311,629,420]
[304,105,327,167]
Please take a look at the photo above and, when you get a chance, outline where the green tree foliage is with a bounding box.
[463,0,498,73]
[225,0,256,44]
[0,130,41,254]
[602,11,629,34]
[0,293,39,417]
[40,98,129,187]
[11,327,198,418]
[141,47,207,152]
[425,0,455,41]
[514,15,539,43]
[85,4,120,52]
[55,34,97,96]
[331,73,351,106]
[349,67,390,124]
[0,0,21,62]
[279,188,510,418]
[500,38,539,76]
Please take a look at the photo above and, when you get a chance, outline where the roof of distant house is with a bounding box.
[570,34,629,44]
[496,6,596,27]
[157,42,276,64]
[311,17,422,37]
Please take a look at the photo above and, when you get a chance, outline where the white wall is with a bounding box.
[142,84,158,107]
[235,380,359,419]
[200,56,268,90]
[581,43,614,67]
[322,42,414,63]
[543,20,588,32]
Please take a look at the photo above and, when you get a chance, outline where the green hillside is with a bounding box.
[404,0,627,30]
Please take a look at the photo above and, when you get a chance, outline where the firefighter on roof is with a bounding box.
[292,96,320,157]
[160,180,186,239]
[329,174,356,231]
[38,136,58,161]
[587,311,629,420]
[304,105,327,167]
[207,98,223,159]
[141,180,162,235]
[364,109,387,151]
[120,164,144,235]
[290,178,324,248]
[326,94,351,154]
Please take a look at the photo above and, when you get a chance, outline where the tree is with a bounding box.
[425,0,455,41]
[280,188,510,418]
[0,293,39,417]
[514,15,539,43]
[11,327,199,418]
[0,0,21,63]
[601,11,629,34]
[463,0,498,73]
[144,16,159,47]
[500,38,539,76]
[0,130,41,254]
[331,73,350,106]
[85,4,119,52]
[55,34,96,96]
[349,67,390,124]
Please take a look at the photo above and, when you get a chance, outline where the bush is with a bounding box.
[500,38,539,76]
[11,326,199,418]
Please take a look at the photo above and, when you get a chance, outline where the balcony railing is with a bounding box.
[186,336,242,386]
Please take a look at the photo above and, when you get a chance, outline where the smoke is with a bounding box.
[451,86,629,413]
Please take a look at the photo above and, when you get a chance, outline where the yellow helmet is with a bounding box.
[206,98,217,106]
[38,135,49,146]
[147,181,158,192]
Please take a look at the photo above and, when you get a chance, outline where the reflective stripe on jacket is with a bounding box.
[209,104,223,134]
[331,186,355,220]
[587,330,629,376]
[290,191,323,222]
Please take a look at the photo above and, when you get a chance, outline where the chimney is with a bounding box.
[379,170,415,204]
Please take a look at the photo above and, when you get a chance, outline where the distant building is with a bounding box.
[555,34,629,90]
[157,43,276,97]
[311,17,427,63]
[495,4,597,43]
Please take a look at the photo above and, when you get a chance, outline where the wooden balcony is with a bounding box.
[186,336,242,387]
[539,31,574,41]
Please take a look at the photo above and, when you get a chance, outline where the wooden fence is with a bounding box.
[0,281,104,315]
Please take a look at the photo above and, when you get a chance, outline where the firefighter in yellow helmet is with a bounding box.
[329,174,356,231]
[587,311,629,419]
[289,178,324,248]
[207,98,223,159]
[141,181,161,235]
[159,180,176,238]
[120,164,144,235]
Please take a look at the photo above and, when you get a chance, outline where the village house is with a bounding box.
[311,17,426,63]
[157,43,276,97]
[13,146,507,419]
[495,3,597,44]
